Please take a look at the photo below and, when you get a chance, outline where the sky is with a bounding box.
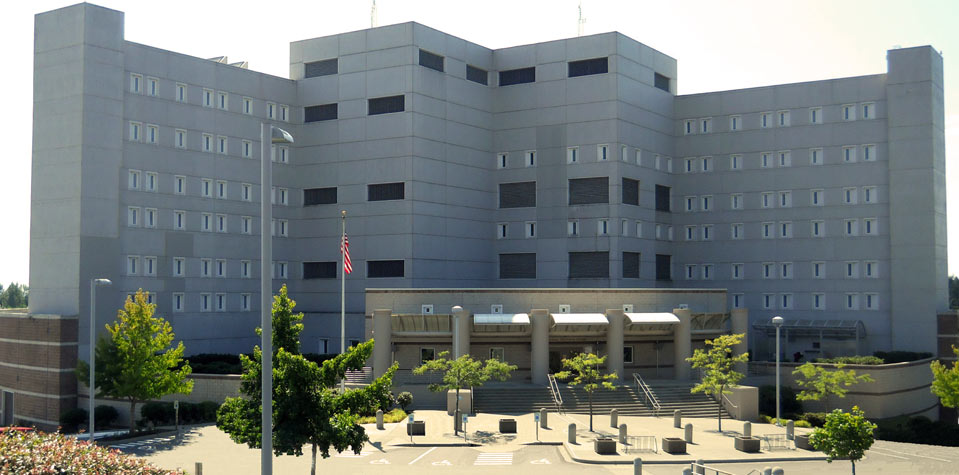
[0,0,957,287]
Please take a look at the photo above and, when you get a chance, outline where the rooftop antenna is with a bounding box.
[371,0,378,28]
[577,1,586,37]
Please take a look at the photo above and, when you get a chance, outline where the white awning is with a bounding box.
[550,313,609,325]
[625,312,680,325]
[473,313,530,325]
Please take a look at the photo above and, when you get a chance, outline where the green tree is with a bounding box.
[217,285,397,475]
[76,290,193,434]
[931,346,959,423]
[0,283,28,308]
[810,406,877,475]
[412,351,516,435]
[793,362,874,407]
[686,333,749,431]
[555,352,617,432]
[949,276,959,309]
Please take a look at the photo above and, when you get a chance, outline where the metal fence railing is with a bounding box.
[623,435,657,454]
[690,463,735,475]
[762,433,793,450]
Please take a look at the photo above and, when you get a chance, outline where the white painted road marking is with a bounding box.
[335,450,372,458]
[432,460,452,466]
[872,447,951,462]
[370,458,390,464]
[531,458,551,464]
[475,452,513,465]
[408,446,438,465]
[868,450,909,460]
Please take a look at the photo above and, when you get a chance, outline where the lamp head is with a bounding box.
[93,278,112,286]
[772,316,784,327]
[270,126,294,144]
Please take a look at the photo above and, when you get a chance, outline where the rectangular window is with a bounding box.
[304,187,336,205]
[526,150,536,167]
[843,187,858,204]
[654,73,670,92]
[865,293,879,310]
[240,140,252,158]
[777,110,790,127]
[466,65,488,85]
[241,260,251,278]
[173,293,184,312]
[496,152,508,168]
[278,146,289,164]
[128,170,141,190]
[418,49,444,72]
[201,178,212,198]
[761,192,773,209]
[762,222,774,239]
[145,208,156,228]
[701,156,712,172]
[781,294,793,309]
[730,154,742,170]
[598,144,609,161]
[176,83,187,102]
[863,186,877,204]
[241,216,252,235]
[729,115,741,131]
[731,223,744,240]
[129,122,141,142]
[174,210,185,230]
[684,120,694,135]
[305,103,338,122]
[730,193,743,210]
[780,221,793,238]
[568,251,609,279]
[499,253,536,279]
[420,348,436,363]
[145,172,157,192]
[763,294,774,310]
[280,105,289,122]
[622,178,639,206]
[216,136,227,154]
[685,264,697,280]
[845,293,859,310]
[174,129,187,149]
[810,148,822,165]
[201,213,212,232]
[842,104,856,121]
[702,224,713,241]
[685,225,696,241]
[237,183,250,202]
[303,261,336,279]
[368,260,405,278]
[568,177,609,205]
[499,67,535,86]
[685,158,695,173]
[778,151,791,167]
[655,185,671,212]
[732,263,744,280]
[202,133,213,152]
[655,254,671,280]
[813,261,825,279]
[241,294,251,311]
[863,144,876,162]
[779,191,792,208]
[621,145,628,162]
[368,182,405,201]
[733,294,744,309]
[811,189,823,206]
[217,91,228,110]
[216,293,226,311]
[145,125,158,144]
[701,195,712,212]
[845,219,859,236]
[216,214,227,233]
[597,219,609,236]
[760,112,771,128]
[127,207,140,227]
[846,261,860,278]
[496,223,508,239]
[199,258,211,278]
[865,261,878,278]
[812,220,824,237]
[203,89,213,107]
[568,147,580,163]
[172,257,185,277]
[368,95,405,115]
[278,188,288,206]
[843,146,856,163]
[200,293,211,312]
[862,102,874,120]
[499,181,536,208]
[781,262,793,279]
[305,58,338,78]
[242,97,253,115]
[761,152,772,168]
[622,252,640,279]
[568,220,579,236]
[810,107,822,124]
[568,57,608,77]
[214,180,227,199]
[215,259,227,278]
[813,293,825,310]
[526,221,536,238]
[276,261,288,279]
[864,217,877,236]
[130,73,142,93]
[127,255,139,275]
[699,118,710,134]
[267,102,276,119]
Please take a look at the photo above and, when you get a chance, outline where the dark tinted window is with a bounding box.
[304,103,337,122]
[368,182,405,201]
[655,254,672,281]
[654,73,670,92]
[655,185,671,212]
[568,57,608,77]
[305,59,338,78]
[568,177,609,205]
[419,49,444,72]
[499,253,536,279]
[499,67,535,86]
[303,261,336,279]
[622,178,639,206]
[623,252,640,279]
[499,182,536,208]
[368,260,404,278]
[304,187,337,206]
[569,252,609,279]
[368,95,405,115]
[467,65,488,85]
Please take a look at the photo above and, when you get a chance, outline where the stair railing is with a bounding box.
[547,373,564,414]
[720,392,738,419]
[633,373,662,416]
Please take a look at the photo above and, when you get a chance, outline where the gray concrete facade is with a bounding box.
[30,3,946,361]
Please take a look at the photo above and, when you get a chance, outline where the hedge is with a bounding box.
[0,429,184,474]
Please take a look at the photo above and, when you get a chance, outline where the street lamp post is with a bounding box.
[89,278,111,441]
[772,315,784,426]
[260,123,293,475]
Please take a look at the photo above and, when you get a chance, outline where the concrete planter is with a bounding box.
[499,419,517,434]
[795,434,813,450]
[662,437,687,454]
[734,436,761,453]
[406,421,425,436]
[594,438,617,455]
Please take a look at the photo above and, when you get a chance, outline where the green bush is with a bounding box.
[357,408,407,424]
[801,412,829,428]
[396,391,413,411]
[94,405,119,428]
[875,415,959,446]
[814,356,884,365]
[795,420,812,428]
[60,407,88,433]
[873,351,932,364]
[758,385,803,418]
[199,401,220,422]
[140,402,174,426]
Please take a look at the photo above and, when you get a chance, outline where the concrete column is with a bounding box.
[372,309,392,379]
[375,409,384,430]
[606,309,625,381]
[673,308,692,380]
[743,421,751,438]
[531,309,550,385]
[540,408,548,429]
[673,409,682,428]
[730,308,749,374]
[452,306,471,359]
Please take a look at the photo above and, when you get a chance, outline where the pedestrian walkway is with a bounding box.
[109,435,177,452]
[474,452,513,465]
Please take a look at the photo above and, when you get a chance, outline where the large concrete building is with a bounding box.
[7,2,947,427]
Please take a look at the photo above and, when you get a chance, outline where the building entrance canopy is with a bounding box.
[473,313,530,334]
[550,313,608,333]
[625,312,680,324]
[751,318,866,338]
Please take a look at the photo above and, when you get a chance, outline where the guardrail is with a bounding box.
[633,373,662,416]
[761,433,793,451]
[623,435,657,454]
[547,373,564,414]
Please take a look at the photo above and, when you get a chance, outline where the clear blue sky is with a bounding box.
[0,0,957,286]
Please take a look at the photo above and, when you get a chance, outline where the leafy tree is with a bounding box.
[0,282,28,308]
[555,352,617,432]
[931,346,959,423]
[810,406,877,475]
[77,290,193,434]
[686,333,749,431]
[217,285,397,475]
[949,275,959,309]
[413,351,516,435]
[793,362,874,407]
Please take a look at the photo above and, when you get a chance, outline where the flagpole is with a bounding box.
[341,210,346,356]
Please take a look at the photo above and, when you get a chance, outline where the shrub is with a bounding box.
[801,412,829,428]
[60,407,88,433]
[814,356,884,365]
[0,429,184,474]
[873,351,933,364]
[396,391,413,411]
[199,401,220,422]
[140,402,174,426]
[357,408,407,424]
[875,415,959,446]
[795,420,813,428]
[758,385,803,418]
[95,405,119,428]
[179,402,200,423]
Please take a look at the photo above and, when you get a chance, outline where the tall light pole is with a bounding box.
[261,123,293,475]
[772,315,784,426]
[88,278,111,441]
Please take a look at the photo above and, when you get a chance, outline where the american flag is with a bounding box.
[341,234,352,275]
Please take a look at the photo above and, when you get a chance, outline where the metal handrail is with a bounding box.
[547,374,564,414]
[690,463,735,475]
[633,373,662,416]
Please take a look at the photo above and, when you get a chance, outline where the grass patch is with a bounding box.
[357,408,407,424]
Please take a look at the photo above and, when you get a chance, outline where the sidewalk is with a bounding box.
[368,410,827,464]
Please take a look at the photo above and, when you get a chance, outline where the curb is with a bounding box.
[562,442,828,465]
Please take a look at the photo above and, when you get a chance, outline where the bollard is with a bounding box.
[694,459,705,474]
[682,469,692,475]
[568,423,577,444]
[762,467,772,475]
[684,423,693,444]
[674,409,682,428]
[540,408,548,429]
[195,462,203,475]
[772,468,784,475]
[376,409,384,430]
[743,421,751,438]
[633,458,642,475]
[619,423,627,444]
[785,420,794,440]
[611,408,619,428]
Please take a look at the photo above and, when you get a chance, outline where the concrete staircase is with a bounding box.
[472,381,730,419]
